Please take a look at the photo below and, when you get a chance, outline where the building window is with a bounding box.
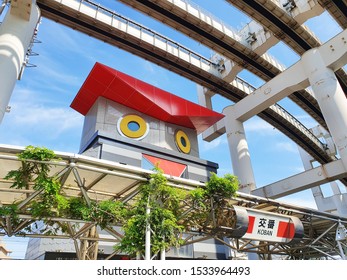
[117,114,149,140]
[175,130,191,154]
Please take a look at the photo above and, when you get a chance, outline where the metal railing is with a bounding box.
[43,0,326,154]
[62,0,215,70]
[165,0,288,74]
[170,0,241,40]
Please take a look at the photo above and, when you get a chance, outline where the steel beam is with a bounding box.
[252,159,347,199]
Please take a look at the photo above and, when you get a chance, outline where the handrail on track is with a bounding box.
[40,0,327,155]
[71,0,215,67]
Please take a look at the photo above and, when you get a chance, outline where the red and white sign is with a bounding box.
[233,206,303,243]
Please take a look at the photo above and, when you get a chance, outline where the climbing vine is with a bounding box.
[1,146,127,233]
[0,145,239,258]
[115,168,186,257]
[185,172,239,231]
[3,145,67,229]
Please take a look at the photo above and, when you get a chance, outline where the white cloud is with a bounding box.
[143,60,156,74]
[31,60,81,90]
[0,85,83,148]
[295,114,319,130]
[199,136,227,152]
[17,106,76,126]
[274,141,299,154]
[278,196,318,210]
[244,117,278,136]
[9,102,83,137]
[39,18,89,56]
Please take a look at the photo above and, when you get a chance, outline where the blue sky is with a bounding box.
[0,0,344,258]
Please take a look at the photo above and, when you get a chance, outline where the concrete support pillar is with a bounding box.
[299,140,347,217]
[221,109,259,260]
[223,105,256,193]
[0,0,40,123]
[145,199,151,260]
[298,146,325,207]
[302,49,347,170]
[160,248,165,260]
[197,85,213,110]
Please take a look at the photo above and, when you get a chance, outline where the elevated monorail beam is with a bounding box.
[35,0,332,166]
[226,0,320,53]
[0,0,8,16]
[317,0,347,29]
[116,0,327,131]
[226,0,347,95]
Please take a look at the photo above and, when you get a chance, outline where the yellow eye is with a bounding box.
[118,114,148,140]
[175,130,191,154]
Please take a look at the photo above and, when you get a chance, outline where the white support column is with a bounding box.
[197,85,213,110]
[302,49,347,170]
[0,0,40,123]
[220,106,259,260]
[298,146,324,206]
[160,248,165,260]
[309,160,347,216]
[223,105,256,193]
[222,112,259,260]
[145,200,151,260]
[336,222,347,260]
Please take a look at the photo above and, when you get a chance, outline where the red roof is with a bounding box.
[70,62,224,133]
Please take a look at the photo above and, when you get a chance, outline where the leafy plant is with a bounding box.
[115,168,185,258]
[185,172,239,232]
[0,204,20,228]
[1,146,239,259]
[205,172,238,199]
[5,145,58,190]
[90,200,126,229]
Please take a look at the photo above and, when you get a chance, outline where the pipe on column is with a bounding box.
[0,0,40,123]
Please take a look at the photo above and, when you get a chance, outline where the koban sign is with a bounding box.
[232,206,304,243]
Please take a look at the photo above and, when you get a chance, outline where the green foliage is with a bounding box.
[188,172,238,208]
[116,168,185,257]
[5,145,59,190]
[189,187,207,209]
[0,204,18,216]
[116,214,147,255]
[184,172,239,231]
[67,197,91,220]
[1,146,239,258]
[18,145,57,161]
[205,172,238,198]
[4,169,30,190]
[0,204,19,226]
[60,199,127,229]
[91,200,127,229]
[149,207,184,253]
[1,146,130,234]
